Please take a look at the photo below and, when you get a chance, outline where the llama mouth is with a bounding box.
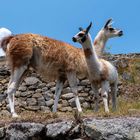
[118,30,123,36]
[72,37,77,42]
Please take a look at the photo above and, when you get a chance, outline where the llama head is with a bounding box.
[72,22,92,44]
[100,18,123,39]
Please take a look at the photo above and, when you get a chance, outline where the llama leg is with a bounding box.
[101,81,109,113]
[91,83,99,112]
[53,79,65,112]
[7,65,27,117]
[111,81,118,111]
[67,72,82,112]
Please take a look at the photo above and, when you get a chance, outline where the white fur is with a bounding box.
[0,28,12,42]
[7,66,27,117]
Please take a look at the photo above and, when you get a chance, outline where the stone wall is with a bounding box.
[0,53,140,115]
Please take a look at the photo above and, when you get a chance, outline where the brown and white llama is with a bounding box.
[0,28,87,117]
[72,21,123,112]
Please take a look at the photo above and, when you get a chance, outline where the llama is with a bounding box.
[0,29,87,117]
[94,19,123,57]
[72,21,123,112]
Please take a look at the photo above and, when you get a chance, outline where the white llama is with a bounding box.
[72,21,123,112]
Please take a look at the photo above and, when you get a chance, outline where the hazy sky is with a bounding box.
[0,0,139,56]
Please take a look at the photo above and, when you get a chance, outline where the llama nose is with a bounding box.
[72,37,77,42]
[119,30,123,36]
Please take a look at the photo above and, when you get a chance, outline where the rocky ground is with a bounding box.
[0,117,140,140]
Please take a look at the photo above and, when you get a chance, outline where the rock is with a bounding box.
[84,124,103,140]
[50,87,56,92]
[132,132,140,140]
[26,98,37,106]
[35,89,42,93]
[0,94,6,102]
[61,100,69,107]
[32,93,42,98]
[80,79,90,86]
[40,106,51,113]
[62,87,72,94]
[38,83,46,89]
[24,77,40,86]
[6,123,45,140]
[28,85,37,90]
[0,110,11,117]
[46,82,56,88]
[25,106,40,111]
[45,99,54,107]
[79,93,89,97]
[68,98,75,107]
[82,102,90,109]
[43,92,53,101]
[59,107,72,112]
[0,127,5,138]
[61,93,74,100]
[19,100,27,107]
[84,88,90,92]
[84,117,140,140]
[43,95,51,101]
[15,91,21,97]
[18,86,27,92]
[37,97,46,106]
[42,87,49,92]
[20,91,33,97]
[69,97,85,107]
[77,86,84,92]
[1,79,7,84]
[46,121,73,137]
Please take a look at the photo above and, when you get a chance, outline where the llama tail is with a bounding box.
[0,28,13,52]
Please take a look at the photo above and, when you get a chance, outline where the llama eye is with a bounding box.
[109,28,114,31]
[78,33,84,37]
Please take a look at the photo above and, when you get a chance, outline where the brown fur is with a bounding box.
[90,59,109,85]
[83,48,92,58]
[1,36,14,52]
[2,33,88,81]
[100,59,109,80]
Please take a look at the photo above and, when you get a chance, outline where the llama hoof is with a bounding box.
[105,110,110,113]
[78,108,82,113]
[12,113,19,118]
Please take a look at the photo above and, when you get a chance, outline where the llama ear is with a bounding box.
[104,18,113,28]
[79,27,83,31]
[85,22,92,34]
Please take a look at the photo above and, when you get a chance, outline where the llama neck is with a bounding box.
[82,34,101,75]
[94,31,108,57]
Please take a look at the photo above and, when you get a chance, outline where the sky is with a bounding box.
[0,0,139,56]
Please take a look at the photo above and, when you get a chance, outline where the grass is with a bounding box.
[84,97,140,118]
